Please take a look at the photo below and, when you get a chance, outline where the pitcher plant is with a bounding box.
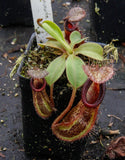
[11,7,118,142]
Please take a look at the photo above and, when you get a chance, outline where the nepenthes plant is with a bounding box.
[18,7,118,142]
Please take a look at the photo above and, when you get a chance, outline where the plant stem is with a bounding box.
[50,84,55,107]
[52,87,76,125]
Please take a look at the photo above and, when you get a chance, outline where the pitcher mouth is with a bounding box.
[81,79,106,108]
[30,78,46,92]
[64,19,78,32]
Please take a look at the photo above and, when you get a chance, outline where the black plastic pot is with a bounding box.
[17,33,85,160]
[0,0,33,26]
[90,0,125,43]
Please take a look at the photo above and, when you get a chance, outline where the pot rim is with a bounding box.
[17,32,36,79]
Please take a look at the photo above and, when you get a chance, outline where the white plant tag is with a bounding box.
[30,0,53,43]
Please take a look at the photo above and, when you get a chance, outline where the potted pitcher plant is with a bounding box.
[10,7,118,160]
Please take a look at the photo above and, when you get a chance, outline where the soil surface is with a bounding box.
[0,0,125,160]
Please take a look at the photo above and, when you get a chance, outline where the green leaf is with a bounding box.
[42,20,65,42]
[66,55,87,89]
[70,31,87,48]
[74,42,104,61]
[45,55,66,86]
[39,40,65,53]
[40,20,72,54]
[10,54,25,78]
